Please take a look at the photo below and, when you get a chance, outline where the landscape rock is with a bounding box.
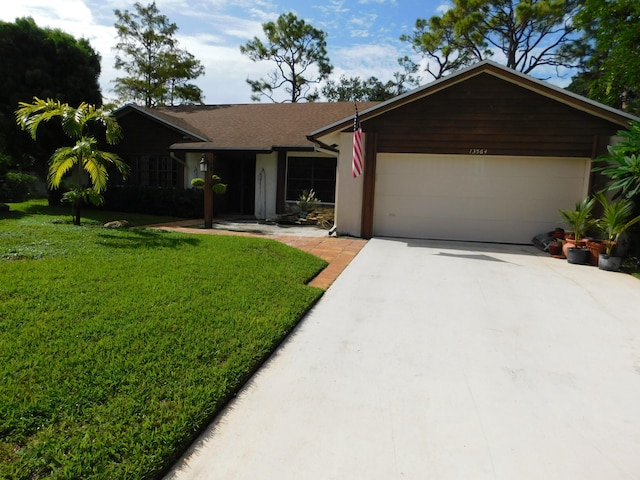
[104,220,130,228]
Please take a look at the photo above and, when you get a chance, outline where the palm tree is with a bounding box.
[595,192,640,256]
[15,98,129,225]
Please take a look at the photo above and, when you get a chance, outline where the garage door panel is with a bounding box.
[374,154,589,243]
[381,196,557,223]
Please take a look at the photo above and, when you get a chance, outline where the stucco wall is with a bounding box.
[184,152,203,189]
[255,153,278,220]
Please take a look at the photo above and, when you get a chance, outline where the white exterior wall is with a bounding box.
[334,132,364,237]
[183,152,203,189]
[255,153,278,220]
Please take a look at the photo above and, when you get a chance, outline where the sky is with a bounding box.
[1,0,572,105]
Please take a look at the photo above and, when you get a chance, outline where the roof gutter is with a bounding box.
[169,152,186,166]
[306,135,339,154]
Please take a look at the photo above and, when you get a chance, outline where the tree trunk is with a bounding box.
[72,200,81,225]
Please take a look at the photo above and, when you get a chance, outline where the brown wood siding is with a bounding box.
[363,73,623,158]
[115,113,189,156]
[361,133,378,239]
[112,112,193,188]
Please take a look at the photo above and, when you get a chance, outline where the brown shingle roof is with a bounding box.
[146,102,378,151]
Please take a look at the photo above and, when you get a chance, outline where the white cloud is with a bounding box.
[358,0,397,5]
[332,43,406,83]
[315,0,349,16]
[436,2,452,14]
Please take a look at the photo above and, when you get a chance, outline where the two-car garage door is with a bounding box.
[373,154,591,244]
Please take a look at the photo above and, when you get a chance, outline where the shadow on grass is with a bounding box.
[97,228,202,250]
[0,210,28,220]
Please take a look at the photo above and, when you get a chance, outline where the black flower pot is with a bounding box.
[598,253,622,271]
[567,247,589,265]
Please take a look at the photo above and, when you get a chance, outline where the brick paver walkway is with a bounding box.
[147,220,368,290]
[274,235,367,289]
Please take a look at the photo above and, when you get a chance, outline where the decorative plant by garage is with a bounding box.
[592,120,640,200]
[559,197,596,264]
[591,120,640,265]
[559,197,596,243]
[595,192,640,257]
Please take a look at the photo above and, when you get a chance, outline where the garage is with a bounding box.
[309,61,638,242]
[373,154,591,243]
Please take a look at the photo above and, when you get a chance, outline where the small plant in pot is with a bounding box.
[559,197,596,265]
[296,189,320,217]
[191,177,205,188]
[594,192,640,271]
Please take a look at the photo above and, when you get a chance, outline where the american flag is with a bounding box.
[352,105,363,178]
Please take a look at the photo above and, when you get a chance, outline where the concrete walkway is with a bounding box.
[165,238,640,480]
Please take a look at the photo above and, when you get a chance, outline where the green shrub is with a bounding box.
[102,186,204,218]
[190,177,205,188]
[0,172,38,202]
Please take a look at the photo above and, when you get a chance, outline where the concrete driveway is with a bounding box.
[165,238,640,480]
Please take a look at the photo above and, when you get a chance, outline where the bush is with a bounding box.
[191,177,205,188]
[102,186,204,218]
[0,171,38,202]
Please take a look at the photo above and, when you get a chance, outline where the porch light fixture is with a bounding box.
[199,154,208,172]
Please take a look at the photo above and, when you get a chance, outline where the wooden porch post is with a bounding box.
[203,153,213,229]
[360,132,378,238]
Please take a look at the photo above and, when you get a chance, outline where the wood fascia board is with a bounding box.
[115,104,210,142]
[168,143,313,153]
[169,144,272,153]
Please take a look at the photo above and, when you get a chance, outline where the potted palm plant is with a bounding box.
[559,197,595,265]
[595,192,640,271]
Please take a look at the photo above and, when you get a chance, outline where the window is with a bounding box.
[286,156,336,203]
[123,155,179,188]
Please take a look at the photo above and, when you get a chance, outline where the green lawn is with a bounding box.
[0,200,327,479]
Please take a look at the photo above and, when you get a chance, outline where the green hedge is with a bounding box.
[0,172,38,203]
[102,186,203,218]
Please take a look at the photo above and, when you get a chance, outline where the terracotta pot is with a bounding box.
[548,241,563,257]
[562,238,575,258]
[587,240,606,266]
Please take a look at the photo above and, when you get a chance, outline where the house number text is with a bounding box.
[469,148,488,155]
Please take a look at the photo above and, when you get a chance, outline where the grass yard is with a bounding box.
[0,200,327,479]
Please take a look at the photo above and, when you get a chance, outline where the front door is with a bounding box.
[213,153,256,216]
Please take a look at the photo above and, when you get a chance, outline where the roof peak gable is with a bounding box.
[310,60,639,140]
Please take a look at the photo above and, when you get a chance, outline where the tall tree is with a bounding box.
[322,61,419,102]
[402,0,580,80]
[322,75,390,102]
[113,1,204,107]
[240,12,333,102]
[564,0,640,114]
[16,98,129,225]
[0,17,102,188]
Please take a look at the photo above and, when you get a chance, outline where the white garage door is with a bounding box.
[373,154,591,244]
